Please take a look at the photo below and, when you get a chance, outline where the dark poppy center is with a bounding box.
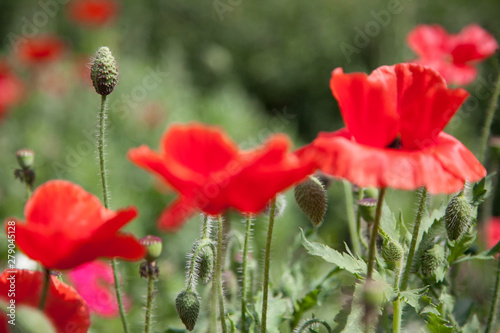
[386,136,402,149]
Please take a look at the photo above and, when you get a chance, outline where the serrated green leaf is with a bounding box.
[399,288,441,317]
[379,201,399,242]
[461,314,480,333]
[471,174,495,206]
[413,218,446,272]
[447,232,476,265]
[425,313,453,333]
[292,288,321,328]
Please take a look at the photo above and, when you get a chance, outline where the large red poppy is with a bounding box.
[10,180,145,270]
[296,63,485,194]
[128,123,316,231]
[0,62,23,119]
[0,269,90,332]
[407,24,497,85]
[68,0,119,27]
[16,35,65,66]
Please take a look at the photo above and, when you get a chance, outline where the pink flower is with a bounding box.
[67,261,131,317]
[407,24,498,85]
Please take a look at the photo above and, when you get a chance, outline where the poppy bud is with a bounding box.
[445,193,473,241]
[359,188,378,223]
[382,239,404,264]
[16,148,35,169]
[294,176,327,226]
[420,244,444,277]
[90,46,118,95]
[139,235,163,263]
[175,290,201,331]
[362,280,384,308]
[197,246,214,284]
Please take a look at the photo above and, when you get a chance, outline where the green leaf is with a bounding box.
[447,232,476,265]
[454,250,496,264]
[488,240,500,256]
[461,315,481,333]
[471,173,495,206]
[399,288,441,317]
[425,313,454,333]
[379,201,399,242]
[292,288,321,328]
[413,218,446,272]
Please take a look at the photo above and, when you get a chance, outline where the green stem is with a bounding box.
[343,181,361,256]
[186,238,213,289]
[38,268,50,310]
[241,215,253,333]
[479,69,500,164]
[261,197,276,333]
[97,94,129,333]
[400,188,428,291]
[215,215,227,333]
[366,188,386,280]
[144,271,155,333]
[392,261,403,333]
[486,258,500,333]
[357,188,369,250]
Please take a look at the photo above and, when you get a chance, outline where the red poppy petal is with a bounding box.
[451,24,498,63]
[487,217,500,249]
[128,145,201,193]
[96,233,146,260]
[395,63,469,150]
[330,66,399,148]
[412,58,478,86]
[299,129,479,193]
[161,123,240,177]
[157,197,198,231]
[25,180,111,234]
[0,269,90,332]
[407,24,450,59]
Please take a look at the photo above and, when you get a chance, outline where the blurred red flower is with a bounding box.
[487,217,500,249]
[128,123,316,231]
[16,35,65,66]
[0,269,90,332]
[68,0,119,27]
[0,62,23,118]
[9,180,145,270]
[296,63,485,194]
[67,261,130,317]
[407,24,498,85]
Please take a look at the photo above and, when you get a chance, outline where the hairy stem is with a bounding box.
[144,273,155,333]
[343,181,361,256]
[38,268,50,310]
[479,69,500,164]
[366,188,386,279]
[486,258,500,333]
[400,188,428,291]
[392,260,403,333]
[215,215,227,333]
[241,215,253,333]
[262,197,277,333]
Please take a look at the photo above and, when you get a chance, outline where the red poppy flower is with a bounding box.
[9,180,145,270]
[407,24,498,85]
[128,123,316,231]
[0,269,90,332]
[487,217,500,249]
[16,35,65,66]
[0,62,23,118]
[296,63,485,194]
[68,0,119,27]
[67,260,130,317]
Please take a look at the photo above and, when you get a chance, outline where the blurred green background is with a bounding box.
[1,0,500,331]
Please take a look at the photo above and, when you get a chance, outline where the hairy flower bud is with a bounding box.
[90,46,118,95]
[359,187,378,223]
[197,246,214,284]
[445,193,473,241]
[175,290,201,331]
[421,244,444,277]
[382,239,404,264]
[16,148,35,169]
[294,176,327,226]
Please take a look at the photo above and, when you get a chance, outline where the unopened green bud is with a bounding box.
[382,239,403,264]
[139,235,163,262]
[421,244,444,277]
[445,193,473,241]
[359,188,378,223]
[90,46,118,95]
[175,290,200,331]
[362,280,384,308]
[16,148,34,169]
[197,246,214,284]
[294,176,327,226]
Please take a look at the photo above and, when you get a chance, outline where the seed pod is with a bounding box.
[16,148,35,169]
[359,187,378,223]
[175,290,200,331]
[139,235,163,263]
[90,46,118,95]
[382,239,403,264]
[445,193,473,241]
[421,244,444,277]
[294,176,327,226]
[197,246,214,284]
